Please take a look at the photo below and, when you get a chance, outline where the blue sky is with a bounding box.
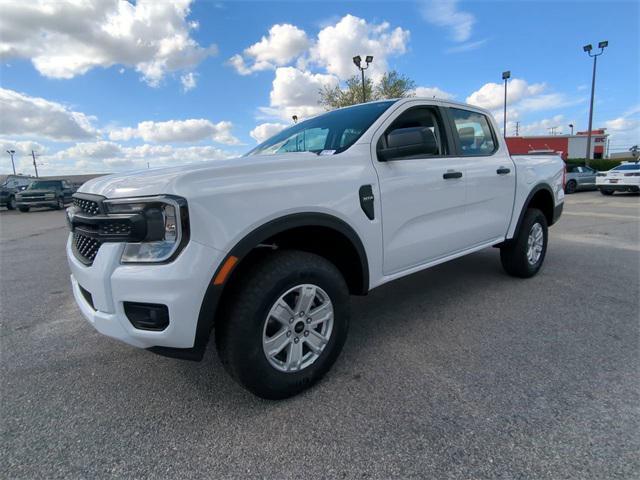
[1,0,638,175]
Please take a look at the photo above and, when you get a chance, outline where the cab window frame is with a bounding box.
[444,107,499,157]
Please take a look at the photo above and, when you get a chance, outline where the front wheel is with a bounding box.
[500,208,548,278]
[55,197,65,210]
[216,250,350,399]
[600,189,614,196]
[7,196,16,210]
[18,206,29,213]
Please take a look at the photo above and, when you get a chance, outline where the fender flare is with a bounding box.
[510,183,555,239]
[148,212,369,361]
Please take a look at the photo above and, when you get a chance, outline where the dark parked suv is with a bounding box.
[16,180,74,212]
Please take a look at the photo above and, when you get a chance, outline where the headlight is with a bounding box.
[103,196,189,263]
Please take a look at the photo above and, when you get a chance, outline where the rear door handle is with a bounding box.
[496,167,511,175]
[443,171,463,180]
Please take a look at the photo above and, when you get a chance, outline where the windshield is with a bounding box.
[246,101,396,157]
[27,181,62,190]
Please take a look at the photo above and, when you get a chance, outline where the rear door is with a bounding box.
[371,103,472,275]
[577,166,596,187]
[444,107,516,245]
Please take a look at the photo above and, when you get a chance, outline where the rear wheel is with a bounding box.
[18,206,29,213]
[564,180,577,194]
[216,250,350,399]
[500,208,548,278]
[600,189,614,196]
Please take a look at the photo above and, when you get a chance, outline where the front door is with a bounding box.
[372,104,472,275]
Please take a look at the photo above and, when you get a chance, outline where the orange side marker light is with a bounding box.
[213,256,238,285]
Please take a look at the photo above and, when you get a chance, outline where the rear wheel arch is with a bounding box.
[512,184,555,238]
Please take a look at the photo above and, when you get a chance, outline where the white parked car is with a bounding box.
[596,162,640,195]
[66,98,565,399]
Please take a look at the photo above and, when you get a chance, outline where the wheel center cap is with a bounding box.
[294,321,305,334]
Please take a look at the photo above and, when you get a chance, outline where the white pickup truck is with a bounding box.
[67,98,564,399]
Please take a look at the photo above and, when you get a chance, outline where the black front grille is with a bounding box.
[74,197,101,216]
[73,232,102,264]
[100,221,131,236]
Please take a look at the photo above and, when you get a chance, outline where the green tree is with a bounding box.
[319,70,415,110]
[374,71,416,100]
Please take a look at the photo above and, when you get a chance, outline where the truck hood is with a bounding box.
[79,153,321,198]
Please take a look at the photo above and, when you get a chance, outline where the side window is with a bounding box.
[380,107,448,159]
[450,108,497,156]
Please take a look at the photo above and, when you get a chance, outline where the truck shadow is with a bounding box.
[174,248,509,407]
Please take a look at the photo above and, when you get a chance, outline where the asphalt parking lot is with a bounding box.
[1,191,639,479]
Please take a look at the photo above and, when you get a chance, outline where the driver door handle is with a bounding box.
[443,171,463,180]
[496,167,511,175]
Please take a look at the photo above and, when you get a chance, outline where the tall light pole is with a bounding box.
[502,71,511,137]
[353,55,373,103]
[31,150,39,178]
[569,124,574,135]
[6,149,16,175]
[583,41,608,166]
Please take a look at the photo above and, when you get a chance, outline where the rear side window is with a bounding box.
[450,108,497,156]
[613,164,640,171]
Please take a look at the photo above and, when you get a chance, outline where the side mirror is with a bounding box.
[378,127,438,161]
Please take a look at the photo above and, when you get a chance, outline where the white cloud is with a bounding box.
[262,66,339,121]
[180,72,198,92]
[466,79,546,111]
[230,24,309,75]
[0,138,47,157]
[310,15,410,80]
[250,123,289,143]
[420,0,475,42]
[109,119,240,145]
[0,0,217,86]
[0,88,96,141]
[446,39,488,54]
[604,106,640,152]
[414,86,455,100]
[39,142,236,175]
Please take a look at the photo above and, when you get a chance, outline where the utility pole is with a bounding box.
[514,121,520,137]
[6,150,16,175]
[502,71,511,137]
[583,41,608,166]
[31,150,39,178]
[548,126,559,136]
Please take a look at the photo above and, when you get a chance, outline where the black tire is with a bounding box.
[600,189,614,196]
[18,206,29,213]
[55,197,64,210]
[216,250,350,399]
[7,196,16,210]
[500,208,548,278]
[564,180,577,194]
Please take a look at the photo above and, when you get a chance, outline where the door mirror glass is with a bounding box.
[378,127,439,161]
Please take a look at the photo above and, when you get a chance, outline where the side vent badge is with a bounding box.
[359,185,375,220]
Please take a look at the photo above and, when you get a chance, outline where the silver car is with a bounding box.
[565,165,597,194]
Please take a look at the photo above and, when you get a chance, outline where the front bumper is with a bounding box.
[17,200,58,208]
[67,234,224,351]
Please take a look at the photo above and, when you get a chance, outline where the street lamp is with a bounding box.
[569,124,574,135]
[583,40,608,165]
[502,71,511,137]
[353,55,373,103]
[6,149,16,175]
